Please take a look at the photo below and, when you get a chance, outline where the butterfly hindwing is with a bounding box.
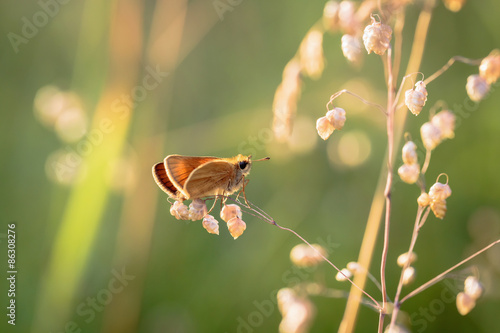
[184,160,235,198]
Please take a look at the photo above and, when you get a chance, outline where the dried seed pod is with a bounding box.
[316,116,334,140]
[384,324,411,333]
[402,266,416,285]
[414,81,428,99]
[443,0,466,12]
[417,192,431,207]
[202,215,219,235]
[420,122,442,150]
[338,1,359,35]
[227,217,246,239]
[456,292,476,315]
[398,163,420,184]
[346,261,363,274]
[188,198,207,221]
[479,49,500,84]
[405,86,427,116]
[323,1,340,32]
[326,107,346,130]
[220,204,242,222]
[397,252,418,267]
[170,200,190,220]
[290,244,327,267]
[363,18,392,55]
[299,29,324,79]
[431,198,447,219]
[341,34,363,64]
[336,268,353,281]
[466,74,490,102]
[432,110,456,139]
[429,182,452,201]
[464,276,484,300]
[402,141,418,165]
[277,288,315,333]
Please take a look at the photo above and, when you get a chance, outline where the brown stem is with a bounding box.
[424,56,483,85]
[400,239,500,304]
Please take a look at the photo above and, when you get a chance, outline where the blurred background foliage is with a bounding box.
[1,0,499,332]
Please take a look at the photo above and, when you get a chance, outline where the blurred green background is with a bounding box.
[1,0,500,332]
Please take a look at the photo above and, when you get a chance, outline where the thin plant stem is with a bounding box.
[392,10,406,85]
[424,56,483,85]
[235,197,382,310]
[421,149,432,175]
[388,205,426,329]
[327,89,387,115]
[400,239,500,304]
[381,44,395,316]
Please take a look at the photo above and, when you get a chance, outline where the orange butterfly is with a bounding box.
[152,154,269,201]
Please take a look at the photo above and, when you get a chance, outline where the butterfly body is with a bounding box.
[153,154,258,201]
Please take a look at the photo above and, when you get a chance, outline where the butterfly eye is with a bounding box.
[239,161,249,170]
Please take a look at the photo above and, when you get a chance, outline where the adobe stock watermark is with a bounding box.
[237,127,274,158]
[410,278,464,333]
[51,267,135,333]
[213,0,244,21]
[7,0,73,54]
[50,65,168,182]
[230,235,339,333]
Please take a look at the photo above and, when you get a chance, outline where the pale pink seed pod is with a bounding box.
[202,215,220,235]
[479,50,500,84]
[402,141,418,165]
[170,200,190,220]
[417,192,431,207]
[402,266,416,285]
[341,34,363,64]
[299,30,324,79]
[363,18,392,55]
[384,324,411,333]
[188,198,207,221]
[398,163,420,184]
[431,110,456,139]
[420,122,442,150]
[277,288,315,333]
[397,252,418,267]
[338,1,359,35]
[405,89,426,115]
[414,80,428,98]
[227,217,246,239]
[326,107,346,130]
[466,74,490,102]
[429,182,452,201]
[290,244,327,267]
[431,198,447,219]
[316,116,334,140]
[323,1,340,32]
[220,204,242,223]
[346,261,363,274]
[464,276,484,300]
[456,292,476,315]
[336,268,353,281]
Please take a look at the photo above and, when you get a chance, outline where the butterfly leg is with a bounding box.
[206,196,219,216]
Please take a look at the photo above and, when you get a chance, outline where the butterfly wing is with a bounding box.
[152,162,183,199]
[165,155,218,198]
[184,160,235,198]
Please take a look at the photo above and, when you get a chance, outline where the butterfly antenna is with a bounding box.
[253,156,270,162]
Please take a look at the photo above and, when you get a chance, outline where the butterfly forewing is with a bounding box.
[184,160,235,198]
[165,155,218,195]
